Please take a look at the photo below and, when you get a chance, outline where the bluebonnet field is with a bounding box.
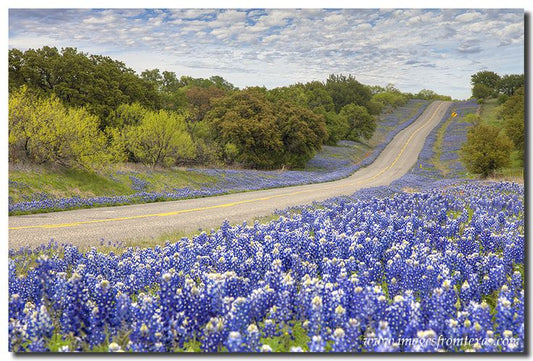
[9,100,428,214]
[8,100,524,352]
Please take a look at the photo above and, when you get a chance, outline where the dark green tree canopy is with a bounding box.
[498,74,524,96]
[9,46,160,127]
[471,71,501,89]
[325,74,374,114]
[205,88,328,169]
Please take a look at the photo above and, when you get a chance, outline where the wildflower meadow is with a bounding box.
[8,100,525,352]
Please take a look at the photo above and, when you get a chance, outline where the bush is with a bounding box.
[205,88,327,169]
[125,109,196,167]
[339,103,376,141]
[472,84,493,100]
[9,86,112,170]
[460,124,513,177]
[501,87,524,162]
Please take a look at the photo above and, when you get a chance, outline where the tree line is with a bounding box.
[470,70,524,103]
[9,46,449,171]
[461,71,524,177]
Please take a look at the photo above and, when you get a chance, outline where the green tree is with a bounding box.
[209,75,237,91]
[339,104,376,141]
[325,74,374,114]
[141,68,163,87]
[9,86,113,169]
[498,74,524,96]
[372,91,408,109]
[125,110,195,167]
[501,87,524,161]
[108,102,148,128]
[322,111,350,145]
[9,47,160,127]
[303,81,335,113]
[472,83,493,100]
[184,86,227,131]
[415,89,452,101]
[141,69,187,110]
[205,88,283,169]
[460,124,513,177]
[471,71,501,98]
[275,101,328,168]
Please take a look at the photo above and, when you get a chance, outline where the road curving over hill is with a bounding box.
[9,101,451,249]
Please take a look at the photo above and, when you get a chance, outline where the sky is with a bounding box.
[8,7,525,100]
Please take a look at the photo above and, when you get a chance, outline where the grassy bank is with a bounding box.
[9,100,428,215]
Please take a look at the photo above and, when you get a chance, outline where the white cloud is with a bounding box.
[8,8,524,99]
[455,11,483,22]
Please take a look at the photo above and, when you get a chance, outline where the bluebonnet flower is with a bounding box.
[8,175,524,352]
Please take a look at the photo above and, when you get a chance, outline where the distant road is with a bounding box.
[9,101,451,249]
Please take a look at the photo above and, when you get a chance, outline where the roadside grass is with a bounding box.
[9,101,427,215]
[431,115,453,176]
[478,98,502,127]
[9,163,218,205]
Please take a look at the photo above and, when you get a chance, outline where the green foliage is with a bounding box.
[260,322,310,352]
[322,111,350,145]
[325,74,374,113]
[472,83,493,100]
[498,74,524,96]
[9,47,160,127]
[339,103,376,141]
[108,102,148,128]
[205,88,283,169]
[303,81,336,112]
[471,71,501,98]
[372,91,408,109]
[463,113,481,124]
[9,86,113,170]
[498,94,509,105]
[185,86,227,126]
[205,88,327,169]
[501,87,524,161]
[140,68,188,110]
[414,89,452,101]
[470,71,523,100]
[275,101,328,168]
[125,109,196,167]
[460,124,513,178]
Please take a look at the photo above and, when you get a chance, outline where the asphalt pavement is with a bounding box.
[9,101,451,249]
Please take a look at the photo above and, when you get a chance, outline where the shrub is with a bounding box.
[460,124,513,177]
[9,86,112,170]
[125,109,196,167]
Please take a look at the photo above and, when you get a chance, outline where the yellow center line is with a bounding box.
[8,190,312,230]
[350,101,446,186]
[9,102,448,231]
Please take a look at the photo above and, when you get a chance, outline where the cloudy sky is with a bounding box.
[8,8,524,99]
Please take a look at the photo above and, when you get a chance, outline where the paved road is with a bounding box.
[9,101,451,249]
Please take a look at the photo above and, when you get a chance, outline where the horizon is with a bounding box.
[9,8,525,100]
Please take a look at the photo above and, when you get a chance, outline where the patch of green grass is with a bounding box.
[9,166,131,203]
[9,163,219,205]
[260,321,310,352]
[431,116,453,176]
[479,99,503,127]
